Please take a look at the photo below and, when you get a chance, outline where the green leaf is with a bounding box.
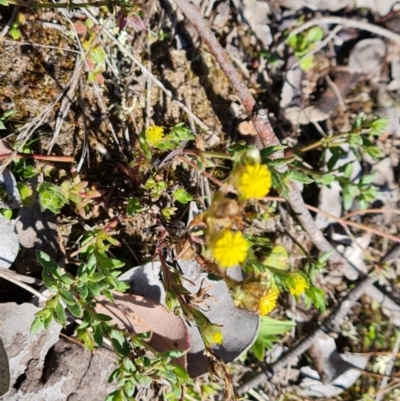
[343,184,359,210]
[127,197,143,216]
[287,34,298,49]
[94,313,113,322]
[53,302,66,325]
[317,173,335,185]
[306,26,324,42]
[9,27,21,40]
[172,365,190,380]
[108,368,121,383]
[38,182,69,214]
[43,314,53,330]
[88,280,102,297]
[266,157,295,167]
[360,172,377,185]
[59,288,77,306]
[365,145,384,161]
[305,286,326,312]
[67,302,82,318]
[123,358,136,372]
[60,273,75,286]
[318,249,334,264]
[123,381,135,397]
[285,170,314,184]
[93,324,103,347]
[0,209,13,220]
[90,272,106,282]
[264,245,288,270]
[326,147,345,171]
[250,337,265,361]
[30,317,44,334]
[79,283,89,299]
[299,55,314,71]
[173,189,193,204]
[0,121,6,130]
[115,279,130,292]
[105,390,126,401]
[37,251,62,278]
[370,118,388,136]
[260,145,287,160]
[110,329,130,356]
[95,249,125,271]
[17,183,35,207]
[343,163,353,179]
[160,350,186,359]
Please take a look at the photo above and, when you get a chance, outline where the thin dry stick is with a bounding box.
[2,39,81,53]
[342,208,400,220]
[287,16,400,45]
[0,270,48,302]
[304,203,400,244]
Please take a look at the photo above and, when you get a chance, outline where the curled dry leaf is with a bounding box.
[238,120,258,136]
[95,292,190,368]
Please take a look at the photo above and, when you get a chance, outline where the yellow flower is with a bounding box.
[289,273,309,296]
[259,287,279,316]
[209,229,249,268]
[233,163,272,199]
[145,125,164,145]
[211,330,224,345]
[201,323,224,345]
[229,274,279,316]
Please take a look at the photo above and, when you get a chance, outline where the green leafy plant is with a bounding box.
[250,317,296,361]
[287,26,324,70]
[38,174,104,217]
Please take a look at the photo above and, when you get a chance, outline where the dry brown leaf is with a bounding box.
[237,120,257,136]
[95,292,190,368]
[0,140,13,162]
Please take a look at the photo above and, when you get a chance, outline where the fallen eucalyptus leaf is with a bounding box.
[95,292,190,368]
[0,215,19,269]
[0,337,10,397]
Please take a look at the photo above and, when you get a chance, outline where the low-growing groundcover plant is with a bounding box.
[29,132,350,399]
[28,113,388,400]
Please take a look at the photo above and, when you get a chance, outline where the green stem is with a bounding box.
[298,129,369,153]
[182,149,232,160]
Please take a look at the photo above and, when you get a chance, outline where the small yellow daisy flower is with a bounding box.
[259,287,279,316]
[233,163,272,199]
[145,125,164,146]
[211,330,224,345]
[201,323,224,345]
[289,273,309,296]
[209,229,249,268]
